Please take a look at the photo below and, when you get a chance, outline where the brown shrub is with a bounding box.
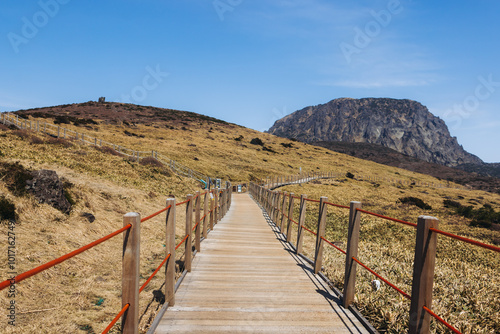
[95,145,125,157]
[46,137,74,148]
[11,129,45,144]
[140,157,164,167]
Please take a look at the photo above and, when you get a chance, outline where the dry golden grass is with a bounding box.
[0,129,204,333]
[278,177,500,333]
[1,116,498,333]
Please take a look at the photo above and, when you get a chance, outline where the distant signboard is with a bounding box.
[237,185,242,193]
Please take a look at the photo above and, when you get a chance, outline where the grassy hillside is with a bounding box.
[1,102,499,333]
[313,141,500,193]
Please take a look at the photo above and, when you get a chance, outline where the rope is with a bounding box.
[175,235,189,250]
[176,199,191,206]
[301,225,317,236]
[356,208,417,228]
[304,198,320,203]
[140,205,171,223]
[320,236,346,254]
[0,224,132,291]
[192,213,207,232]
[324,201,349,209]
[101,303,129,334]
[139,253,171,293]
[429,228,500,253]
[352,256,411,300]
[423,305,462,334]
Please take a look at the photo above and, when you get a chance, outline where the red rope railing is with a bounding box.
[324,201,349,209]
[352,256,411,300]
[430,228,500,253]
[101,303,130,334]
[176,199,191,206]
[423,305,462,334]
[139,253,171,293]
[356,208,417,228]
[321,236,346,254]
[0,224,132,291]
[192,213,207,232]
[304,198,321,203]
[141,205,171,223]
[175,234,189,250]
[301,225,317,236]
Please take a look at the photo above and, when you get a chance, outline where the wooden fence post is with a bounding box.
[314,197,328,274]
[280,192,287,232]
[409,216,439,334]
[185,194,193,272]
[274,192,281,225]
[165,198,176,306]
[209,191,214,231]
[269,191,275,221]
[214,188,219,223]
[343,201,362,308]
[194,191,201,253]
[296,195,307,255]
[222,189,226,216]
[203,192,208,239]
[286,193,294,242]
[122,212,140,334]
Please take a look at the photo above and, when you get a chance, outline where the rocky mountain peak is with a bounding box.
[268,97,482,167]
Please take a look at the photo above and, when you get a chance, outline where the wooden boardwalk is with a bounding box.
[154,193,370,333]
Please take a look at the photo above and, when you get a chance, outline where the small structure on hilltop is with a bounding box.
[98,97,105,103]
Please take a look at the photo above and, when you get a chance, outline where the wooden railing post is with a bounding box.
[185,194,193,272]
[209,191,214,231]
[165,198,176,306]
[214,189,219,224]
[194,191,201,253]
[122,212,140,334]
[296,194,307,255]
[221,189,227,219]
[409,216,439,334]
[314,197,328,274]
[343,201,362,308]
[274,192,281,225]
[286,193,294,242]
[280,192,287,232]
[270,191,275,221]
[203,192,208,239]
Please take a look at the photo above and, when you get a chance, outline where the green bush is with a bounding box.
[250,138,264,146]
[398,196,432,210]
[443,200,500,229]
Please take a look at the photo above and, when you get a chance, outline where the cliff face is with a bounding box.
[268,98,482,167]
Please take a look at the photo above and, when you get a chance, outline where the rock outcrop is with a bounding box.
[26,170,72,214]
[268,98,482,167]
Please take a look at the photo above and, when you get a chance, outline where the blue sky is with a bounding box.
[1,0,499,162]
